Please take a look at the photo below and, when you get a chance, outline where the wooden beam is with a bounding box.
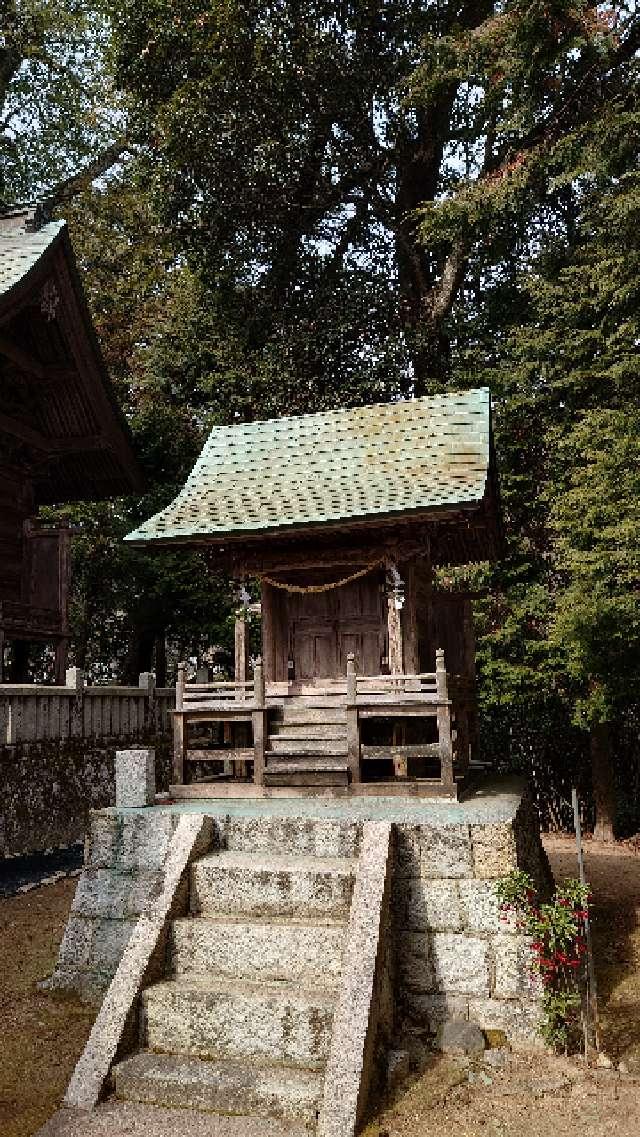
[0,411,50,451]
[0,412,110,457]
[0,332,47,379]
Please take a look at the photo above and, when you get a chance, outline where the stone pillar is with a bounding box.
[115,748,156,808]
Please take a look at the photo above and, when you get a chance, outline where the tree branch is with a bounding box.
[42,139,130,210]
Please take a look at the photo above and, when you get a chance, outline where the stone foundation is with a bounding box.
[393,791,551,1047]
[48,779,551,1048]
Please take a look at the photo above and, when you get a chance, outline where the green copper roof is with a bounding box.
[125,388,492,545]
[0,213,65,297]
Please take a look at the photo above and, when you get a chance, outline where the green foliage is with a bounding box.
[496,870,591,1050]
[0,0,124,203]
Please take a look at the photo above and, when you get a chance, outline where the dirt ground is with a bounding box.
[0,881,95,1137]
[1,834,640,1137]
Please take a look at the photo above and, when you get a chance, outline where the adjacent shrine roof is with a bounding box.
[125,388,497,550]
[0,207,141,502]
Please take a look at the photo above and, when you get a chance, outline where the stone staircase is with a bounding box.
[264,703,349,787]
[111,818,361,1132]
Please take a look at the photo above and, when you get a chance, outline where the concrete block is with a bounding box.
[471,823,517,879]
[493,935,541,1000]
[397,932,435,991]
[53,914,93,973]
[219,816,361,859]
[401,992,469,1032]
[419,824,472,878]
[85,814,118,869]
[142,976,335,1068]
[72,869,161,920]
[171,916,346,984]
[113,1051,322,1125]
[430,933,491,996]
[394,825,422,878]
[458,879,505,933]
[191,851,355,919]
[467,997,542,1049]
[119,812,176,872]
[405,879,462,931]
[115,749,155,808]
[435,1020,486,1055]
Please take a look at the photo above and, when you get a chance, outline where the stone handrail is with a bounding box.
[0,668,175,745]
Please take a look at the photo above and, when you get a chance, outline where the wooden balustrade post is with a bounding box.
[173,662,187,785]
[66,666,84,738]
[346,653,360,785]
[252,656,266,786]
[436,648,454,792]
[139,671,156,736]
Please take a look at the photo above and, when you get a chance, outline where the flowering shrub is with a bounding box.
[495,869,591,1050]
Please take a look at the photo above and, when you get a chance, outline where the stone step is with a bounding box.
[113,1051,323,1126]
[266,739,348,755]
[218,816,361,858]
[142,975,336,1068]
[171,915,347,984]
[191,851,355,918]
[38,1100,312,1137]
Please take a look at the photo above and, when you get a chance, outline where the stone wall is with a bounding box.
[0,738,171,858]
[394,793,551,1048]
[47,809,181,1001]
[48,787,551,1048]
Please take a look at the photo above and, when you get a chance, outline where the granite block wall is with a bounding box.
[393,796,550,1048]
[46,809,182,1001]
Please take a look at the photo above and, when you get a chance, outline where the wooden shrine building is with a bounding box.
[0,207,141,681]
[125,389,501,798]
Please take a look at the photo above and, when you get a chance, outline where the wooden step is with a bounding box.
[269,722,346,739]
[267,739,348,756]
[265,769,350,787]
[265,758,349,773]
[271,705,347,722]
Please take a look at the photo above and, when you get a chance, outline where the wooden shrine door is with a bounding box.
[290,572,385,680]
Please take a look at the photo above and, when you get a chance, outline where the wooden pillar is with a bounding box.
[234,609,249,681]
[436,648,454,792]
[402,560,419,675]
[346,653,360,785]
[173,661,186,785]
[252,656,266,786]
[261,580,275,683]
[54,638,68,685]
[386,567,404,675]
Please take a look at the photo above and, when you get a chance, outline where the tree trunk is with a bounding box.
[154,631,167,688]
[591,722,616,842]
[123,625,156,684]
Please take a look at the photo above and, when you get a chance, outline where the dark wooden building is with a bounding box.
[0,207,141,682]
[126,389,501,798]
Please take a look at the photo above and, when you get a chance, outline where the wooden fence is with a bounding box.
[0,668,175,745]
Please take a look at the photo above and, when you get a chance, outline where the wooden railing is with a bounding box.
[171,648,473,794]
[0,668,175,745]
[173,659,266,785]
